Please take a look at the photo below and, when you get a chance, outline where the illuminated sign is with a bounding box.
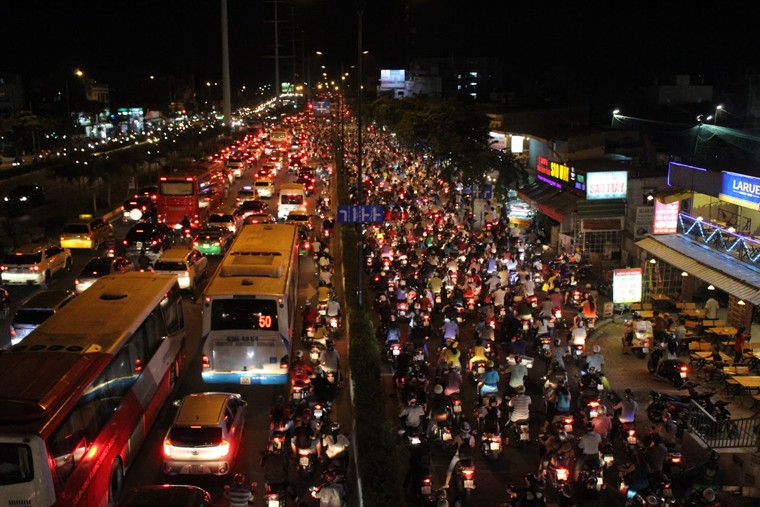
[380,69,406,89]
[719,171,760,209]
[613,268,642,304]
[586,171,628,200]
[510,135,524,153]
[537,157,584,193]
[653,200,680,234]
[537,174,562,189]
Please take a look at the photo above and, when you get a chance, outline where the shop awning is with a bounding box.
[537,192,579,224]
[636,235,760,305]
[516,182,558,206]
[576,200,626,219]
[655,187,692,204]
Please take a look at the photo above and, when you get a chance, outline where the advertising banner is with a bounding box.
[653,200,680,234]
[719,171,760,209]
[634,206,654,239]
[613,268,642,304]
[586,171,628,200]
[380,69,405,89]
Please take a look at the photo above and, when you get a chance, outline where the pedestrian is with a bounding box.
[733,326,748,364]
[704,295,720,320]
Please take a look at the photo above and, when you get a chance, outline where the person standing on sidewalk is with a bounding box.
[733,327,748,364]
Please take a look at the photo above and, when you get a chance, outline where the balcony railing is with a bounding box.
[679,212,760,265]
[686,399,760,449]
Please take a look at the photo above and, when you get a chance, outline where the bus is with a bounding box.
[269,128,290,152]
[157,161,226,229]
[201,224,299,385]
[277,183,307,221]
[0,272,186,507]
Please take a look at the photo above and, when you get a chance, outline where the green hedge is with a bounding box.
[338,161,405,506]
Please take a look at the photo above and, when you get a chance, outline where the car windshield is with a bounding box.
[62,224,90,234]
[280,194,304,205]
[288,214,308,222]
[0,443,33,486]
[169,426,222,447]
[254,181,270,187]
[3,253,42,265]
[240,201,266,211]
[80,259,112,276]
[209,215,233,224]
[13,308,54,325]
[125,228,156,242]
[154,261,186,271]
[160,181,193,196]
[195,230,222,240]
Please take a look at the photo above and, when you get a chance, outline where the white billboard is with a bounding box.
[380,69,405,89]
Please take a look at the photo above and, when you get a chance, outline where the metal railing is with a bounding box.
[679,212,760,265]
[686,399,760,449]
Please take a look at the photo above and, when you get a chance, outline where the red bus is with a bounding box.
[269,128,291,152]
[0,273,186,506]
[157,161,226,229]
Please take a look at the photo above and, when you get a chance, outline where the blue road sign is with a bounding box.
[313,100,331,114]
[484,184,493,199]
[337,205,385,223]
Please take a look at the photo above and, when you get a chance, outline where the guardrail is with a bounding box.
[687,399,760,449]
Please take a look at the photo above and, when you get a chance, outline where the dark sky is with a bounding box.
[3,1,759,98]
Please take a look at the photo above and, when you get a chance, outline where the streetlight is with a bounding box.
[611,109,620,127]
[714,104,723,125]
[66,69,85,117]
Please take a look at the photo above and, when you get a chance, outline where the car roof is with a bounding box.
[15,243,53,253]
[158,247,196,261]
[175,392,237,426]
[20,290,76,309]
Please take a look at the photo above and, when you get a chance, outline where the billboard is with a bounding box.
[613,268,642,304]
[634,206,654,239]
[653,200,680,234]
[719,171,760,209]
[586,171,628,200]
[380,69,405,89]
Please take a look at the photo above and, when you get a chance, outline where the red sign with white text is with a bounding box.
[653,200,680,234]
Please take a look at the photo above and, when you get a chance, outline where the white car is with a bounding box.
[1,243,72,286]
[153,247,209,291]
[254,179,275,198]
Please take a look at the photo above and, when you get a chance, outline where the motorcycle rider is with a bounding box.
[590,405,613,440]
[326,295,341,320]
[443,363,464,397]
[443,421,476,489]
[506,355,529,396]
[319,264,334,287]
[399,396,426,438]
[479,360,501,399]
[290,350,314,385]
[310,469,345,507]
[311,366,337,405]
[508,385,531,437]
[292,407,321,458]
[467,344,489,374]
[319,339,341,383]
[613,388,638,437]
[546,338,567,378]
[317,281,333,306]
[575,423,602,480]
[643,432,669,482]
[426,384,453,435]
[322,422,350,469]
[259,447,289,499]
[439,340,462,371]
[585,345,605,374]
[225,473,255,507]
[302,301,318,332]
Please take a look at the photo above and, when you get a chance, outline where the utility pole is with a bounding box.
[356,1,366,309]
[274,0,280,101]
[221,0,232,127]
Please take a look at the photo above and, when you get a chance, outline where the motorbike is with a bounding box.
[267,431,288,455]
[481,431,503,460]
[449,392,464,425]
[296,445,317,474]
[578,459,605,493]
[620,422,641,457]
[384,339,403,371]
[470,359,487,383]
[453,458,476,504]
[630,321,653,359]
[650,359,689,388]
[291,380,312,404]
[419,476,437,507]
[506,418,530,448]
[326,315,341,336]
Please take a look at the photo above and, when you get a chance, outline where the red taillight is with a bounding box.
[0,266,7,271]
[680,365,688,372]
[423,477,431,484]
[202,354,211,369]
[215,439,230,458]
[29,265,40,272]
[134,358,143,372]
[163,439,172,457]
[462,468,475,480]
[9,327,16,337]
[564,417,573,425]
[628,429,636,436]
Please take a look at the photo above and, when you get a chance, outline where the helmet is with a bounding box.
[702,488,716,502]
[461,421,471,433]
[585,283,592,289]
[554,338,562,347]
[486,360,494,368]
[326,339,334,349]
[332,296,338,302]
[314,365,324,375]
[452,341,459,350]
[408,396,417,405]
[305,301,312,306]
[331,421,341,432]
[517,385,526,395]
[586,423,594,432]
[434,384,443,395]
[593,345,601,354]
[625,388,633,398]
[296,350,304,359]
[233,473,245,485]
[323,247,329,253]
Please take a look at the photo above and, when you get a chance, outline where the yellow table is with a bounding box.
[691,351,731,363]
[649,293,672,302]
[688,341,712,352]
[708,327,738,337]
[680,309,706,319]
[638,310,654,319]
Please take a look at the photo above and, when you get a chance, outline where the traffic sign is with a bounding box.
[337,205,385,223]
[313,100,331,114]
[484,184,493,199]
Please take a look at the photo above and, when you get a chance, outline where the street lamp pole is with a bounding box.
[611,108,620,127]
[356,0,365,309]
[715,104,723,125]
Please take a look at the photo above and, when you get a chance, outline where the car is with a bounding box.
[226,156,247,178]
[118,485,212,507]
[3,184,45,206]
[163,392,247,475]
[259,163,277,178]
[191,228,233,256]
[242,212,275,225]
[253,178,275,198]
[137,185,159,202]
[295,173,316,194]
[123,195,157,222]
[235,186,256,206]
[208,210,243,234]
[153,247,208,291]
[238,199,270,219]
[74,256,134,293]
[59,214,114,250]
[285,209,313,230]
[0,243,72,286]
[9,289,77,346]
[122,221,174,260]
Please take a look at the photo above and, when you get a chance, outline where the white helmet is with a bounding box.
[593,345,601,354]
[296,350,304,359]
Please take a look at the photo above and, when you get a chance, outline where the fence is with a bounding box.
[687,399,760,449]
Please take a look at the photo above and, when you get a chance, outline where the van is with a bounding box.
[277,183,306,221]
[162,392,247,475]
[10,290,77,345]
[153,247,208,291]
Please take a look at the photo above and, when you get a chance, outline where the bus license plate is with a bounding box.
[240,377,252,385]
[464,479,475,489]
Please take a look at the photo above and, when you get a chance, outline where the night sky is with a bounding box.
[3,1,759,100]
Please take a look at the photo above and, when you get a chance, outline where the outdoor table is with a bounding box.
[638,310,654,319]
[680,309,706,320]
[688,341,712,352]
[649,293,672,302]
[730,375,760,403]
[707,327,737,337]
[691,351,732,364]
